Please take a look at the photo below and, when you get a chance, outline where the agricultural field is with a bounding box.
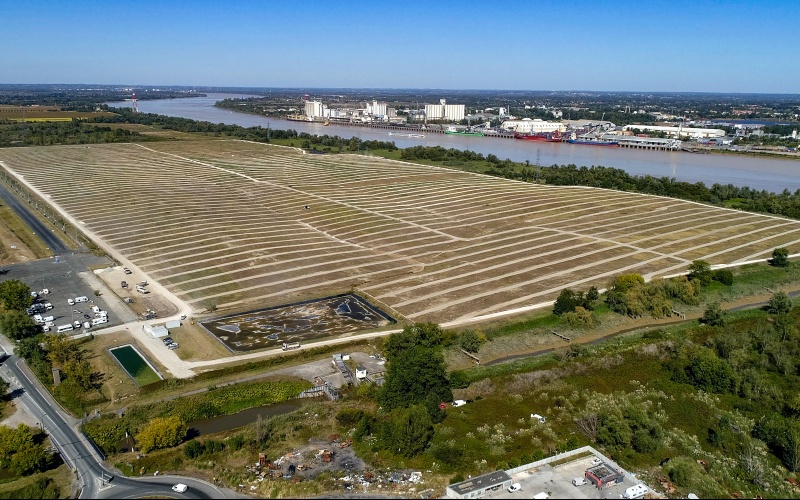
[0,105,115,122]
[0,139,799,325]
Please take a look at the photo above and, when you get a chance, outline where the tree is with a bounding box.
[772,247,790,267]
[135,416,187,453]
[0,280,32,311]
[701,302,726,327]
[688,260,712,285]
[553,289,580,316]
[766,291,792,315]
[0,311,39,341]
[383,323,444,359]
[390,405,433,458]
[458,329,485,353]
[379,345,453,412]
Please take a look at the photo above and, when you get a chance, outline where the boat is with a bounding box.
[567,133,619,147]
[514,132,563,142]
[408,133,426,138]
[445,126,484,137]
[567,138,619,147]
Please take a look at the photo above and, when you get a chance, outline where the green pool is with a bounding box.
[109,345,162,386]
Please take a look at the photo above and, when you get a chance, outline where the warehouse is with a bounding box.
[500,118,566,134]
[445,470,513,499]
[621,124,725,138]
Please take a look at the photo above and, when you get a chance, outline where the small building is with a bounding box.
[585,462,624,488]
[446,470,513,499]
[165,319,181,329]
[143,323,169,338]
[355,365,367,380]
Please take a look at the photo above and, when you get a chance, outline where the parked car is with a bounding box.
[121,281,128,288]
[590,457,602,466]
[162,337,174,345]
[508,483,521,493]
[168,343,179,350]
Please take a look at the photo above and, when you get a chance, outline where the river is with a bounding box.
[106,93,800,193]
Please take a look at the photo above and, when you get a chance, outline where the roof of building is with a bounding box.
[448,470,512,495]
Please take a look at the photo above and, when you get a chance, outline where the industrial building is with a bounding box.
[425,99,465,122]
[621,124,725,138]
[446,470,513,499]
[500,118,566,134]
[304,100,327,119]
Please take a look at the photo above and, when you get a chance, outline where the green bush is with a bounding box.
[335,408,365,427]
[183,439,204,459]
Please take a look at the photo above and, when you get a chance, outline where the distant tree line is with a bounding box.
[0,119,142,147]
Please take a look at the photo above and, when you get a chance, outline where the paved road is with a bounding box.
[0,179,69,255]
[0,345,241,499]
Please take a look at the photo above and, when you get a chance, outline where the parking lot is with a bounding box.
[484,452,651,499]
[5,252,134,334]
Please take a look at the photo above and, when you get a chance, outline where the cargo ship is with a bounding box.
[567,138,619,147]
[514,132,563,142]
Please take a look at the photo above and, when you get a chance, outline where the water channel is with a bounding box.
[106,93,800,193]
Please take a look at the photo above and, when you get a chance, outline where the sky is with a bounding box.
[2,0,798,93]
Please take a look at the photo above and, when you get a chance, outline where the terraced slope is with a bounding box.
[1,140,798,324]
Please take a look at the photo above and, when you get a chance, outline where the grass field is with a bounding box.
[1,139,798,325]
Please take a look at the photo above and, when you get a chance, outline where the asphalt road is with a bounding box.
[0,180,68,255]
[0,350,241,499]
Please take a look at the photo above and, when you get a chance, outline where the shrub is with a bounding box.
[711,269,734,286]
[183,439,204,459]
[336,408,365,427]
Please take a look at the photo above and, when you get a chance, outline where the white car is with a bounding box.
[508,483,521,492]
[590,457,602,466]
[172,484,188,493]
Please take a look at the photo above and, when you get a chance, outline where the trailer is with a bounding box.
[282,342,301,351]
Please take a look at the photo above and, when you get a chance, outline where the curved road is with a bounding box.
[0,176,68,254]
[0,352,241,499]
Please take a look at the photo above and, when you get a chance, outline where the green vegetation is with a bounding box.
[135,416,187,453]
[316,260,800,498]
[0,120,144,147]
[0,424,53,476]
[84,378,310,454]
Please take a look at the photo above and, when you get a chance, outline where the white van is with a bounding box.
[91,305,100,313]
[74,296,89,303]
[91,317,108,326]
[33,314,43,323]
[56,324,74,333]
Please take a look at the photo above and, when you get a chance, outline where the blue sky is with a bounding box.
[2,0,798,93]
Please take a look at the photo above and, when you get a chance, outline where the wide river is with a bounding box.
[107,93,800,193]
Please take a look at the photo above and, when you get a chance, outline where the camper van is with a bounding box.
[623,484,648,499]
[56,324,74,333]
